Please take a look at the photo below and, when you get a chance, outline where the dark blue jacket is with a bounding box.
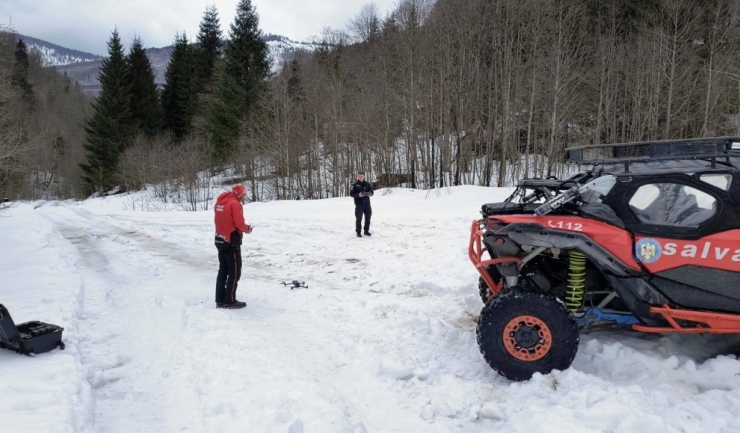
[350,180,373,208]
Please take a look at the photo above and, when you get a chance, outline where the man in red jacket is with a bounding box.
[214,184,252,309]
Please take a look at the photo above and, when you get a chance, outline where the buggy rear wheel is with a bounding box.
[476,288,579,381]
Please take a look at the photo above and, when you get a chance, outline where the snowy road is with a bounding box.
[3,187,740,432]
[35,205,457,432]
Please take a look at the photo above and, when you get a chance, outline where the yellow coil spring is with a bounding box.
[565,250,587,312]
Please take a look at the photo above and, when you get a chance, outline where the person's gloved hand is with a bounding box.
[246,225,253,234]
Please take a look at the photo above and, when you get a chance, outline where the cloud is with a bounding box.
[0,0,399,55]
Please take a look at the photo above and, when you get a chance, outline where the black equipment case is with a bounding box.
[0,304,65,356]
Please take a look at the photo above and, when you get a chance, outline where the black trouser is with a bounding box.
[355,206,372,233]
[216,245,242,304]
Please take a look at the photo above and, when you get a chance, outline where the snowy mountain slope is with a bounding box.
[10,34,104,66]
[264,34,323,70]
[3,187,740,432]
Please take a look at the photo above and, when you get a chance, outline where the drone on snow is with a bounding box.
[280,280,308,290]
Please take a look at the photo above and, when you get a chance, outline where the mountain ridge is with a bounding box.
[4,33,104,66]
[5,32,323,95]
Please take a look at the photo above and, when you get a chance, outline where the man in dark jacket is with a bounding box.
[350,171,374,237]
[214,184,252,309]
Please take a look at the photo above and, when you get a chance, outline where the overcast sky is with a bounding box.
[0,0,399,55]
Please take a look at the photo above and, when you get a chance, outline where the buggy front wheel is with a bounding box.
[476,288,579,381]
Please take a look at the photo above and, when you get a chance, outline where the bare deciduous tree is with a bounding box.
[348,3,381,43]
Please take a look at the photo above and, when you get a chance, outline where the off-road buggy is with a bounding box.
[469,137,740,381]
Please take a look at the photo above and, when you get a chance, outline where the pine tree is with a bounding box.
[126,37,163,136]
[382,14,400,36]
[81,29,136,194]
[225,0,270,115]
[207,66,242,161]
[225,0,269,108]
[191,5,224,137]
[161,33,196,141]
[12,39,33,98]
[194,5,223,86]
[208,0,269,162]
[287,59,304,103]
[368,15,381,42]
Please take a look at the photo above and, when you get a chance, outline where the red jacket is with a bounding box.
[214,192,250,245]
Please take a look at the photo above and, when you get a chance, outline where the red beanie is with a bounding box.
[232,184,247,198]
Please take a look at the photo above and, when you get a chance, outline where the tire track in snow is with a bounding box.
[38,207,208,432]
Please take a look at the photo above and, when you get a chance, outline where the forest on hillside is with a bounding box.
[2,0,740,203]
[264,0,740,198]
[0,29,91,200]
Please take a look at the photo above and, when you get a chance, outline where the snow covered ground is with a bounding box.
[3,186,740,433]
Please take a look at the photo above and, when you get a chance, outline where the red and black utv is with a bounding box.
[469,137,740,381]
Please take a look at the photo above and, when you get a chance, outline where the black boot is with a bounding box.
[356,232,362,238]
[363,231,372,236]
[221,300,247,309]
